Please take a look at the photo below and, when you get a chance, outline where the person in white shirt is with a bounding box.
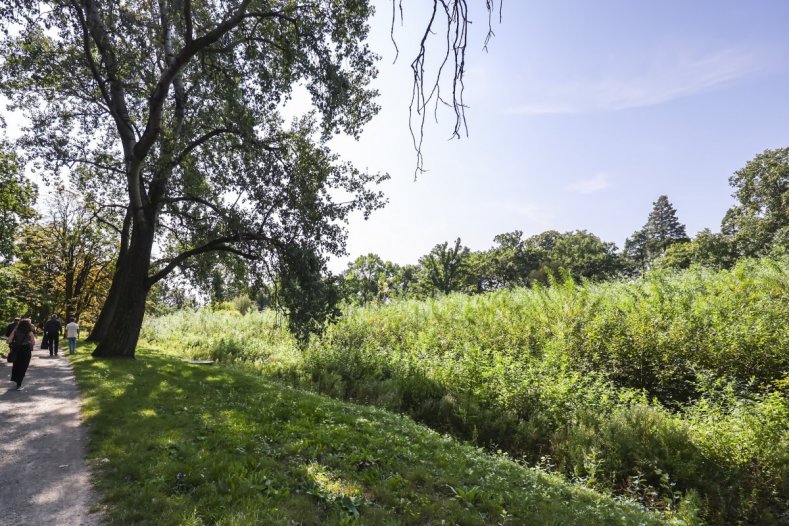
[65,318,79,354]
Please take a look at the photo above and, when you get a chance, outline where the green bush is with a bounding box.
[141,257,789,524]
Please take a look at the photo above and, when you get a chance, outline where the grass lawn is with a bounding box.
[70,344,683,525]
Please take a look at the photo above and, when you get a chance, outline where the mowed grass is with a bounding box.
[70,344,680,526]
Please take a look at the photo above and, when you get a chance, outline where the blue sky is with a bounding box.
[4,1,788,273]
[327,0,789,270]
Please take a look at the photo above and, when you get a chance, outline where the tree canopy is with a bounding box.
[625,195,688,271]
[0,0,502,357]
[722,147,789,257]
[0,146,36,264]
[1,0,391,356]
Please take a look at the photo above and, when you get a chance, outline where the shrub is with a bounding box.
[141,257,789,524]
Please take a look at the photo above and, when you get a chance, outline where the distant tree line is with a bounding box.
[2,142,787,324]
[338,148,789,305]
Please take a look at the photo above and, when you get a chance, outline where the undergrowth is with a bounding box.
[71,345,679,525]
[141,257,789,524]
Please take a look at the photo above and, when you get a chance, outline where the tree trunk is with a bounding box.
[91,223,154,358]
[86,257,126,342]
[88,207,133,342]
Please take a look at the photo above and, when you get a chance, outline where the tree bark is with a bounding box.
[87,207,132,342]
[86,256,126,342]
[91,222,154,358]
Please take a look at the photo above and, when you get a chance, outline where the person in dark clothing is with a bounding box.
[4,317,19,358]
[43,314,62,357]
[5,318,19,338]
[7,318,35,390]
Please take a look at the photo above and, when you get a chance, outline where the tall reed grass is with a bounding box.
[141,257,789,524]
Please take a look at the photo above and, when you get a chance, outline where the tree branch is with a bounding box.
[61,155,125,175]
[133,0,255,161]
[147,232,267,286]
[183,0,193,43]
[160,195,225,216]
[80,0,137,150]
[69,1,112,110]
[170,127,241,167]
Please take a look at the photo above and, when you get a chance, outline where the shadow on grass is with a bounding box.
[71,345,673,526]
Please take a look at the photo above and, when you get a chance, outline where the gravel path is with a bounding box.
[0,344,101,526]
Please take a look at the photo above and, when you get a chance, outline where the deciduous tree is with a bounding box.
[13,195,115,324]
[722,147,789,257]
[0,145,37,321]
[417,238,470,295]
[340,253,404,304]
[547,230,624,281]
[0,146,36,264]
[0,0,499,358]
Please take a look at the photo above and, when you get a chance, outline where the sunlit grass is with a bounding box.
[139,257,789,524]
[71,343,679,525]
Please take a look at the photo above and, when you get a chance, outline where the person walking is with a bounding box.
[5,317,19,338]
[65,318,79,354]
[4,317,19,361]
[43,314,62,357]
[7,318,35,390]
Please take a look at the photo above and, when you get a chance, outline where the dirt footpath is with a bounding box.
[0,344,101,526]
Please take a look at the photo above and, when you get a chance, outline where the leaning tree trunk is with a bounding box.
[87,256,127,342]
[89,207,133,342]
[92,223,154,358]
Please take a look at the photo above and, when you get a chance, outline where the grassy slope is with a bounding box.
[71,345,679,526]
[139,259,789,524]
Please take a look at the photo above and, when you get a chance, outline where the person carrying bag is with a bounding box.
[7,319,35,391]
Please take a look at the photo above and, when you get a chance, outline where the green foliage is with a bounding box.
[626,195,689,271]
[546,230,625,281]
[417,238,471,295]
[144,257,789,524]
[274,245,341,342]
[1,0,389,357]
[231,295,256,315]
[0,145,36,264]
[0,265,27,321]
[339,253,407,304]
[11,195,116,324]
[655,230,738,271]
[722,147,789,257]
[71,344,673,526]
[141,309,302,380]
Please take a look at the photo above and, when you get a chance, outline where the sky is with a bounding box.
[324,0,789,271]
[4,1,789,274]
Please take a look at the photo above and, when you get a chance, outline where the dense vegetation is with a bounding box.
[71,344,676,525]
[0,0,499,358]
[143,257,789,525]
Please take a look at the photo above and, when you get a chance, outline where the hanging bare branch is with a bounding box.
[393,0,502,175]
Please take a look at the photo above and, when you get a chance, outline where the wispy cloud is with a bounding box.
[486,201,556,231]
[565,173,611,194]
[510,45,772,115]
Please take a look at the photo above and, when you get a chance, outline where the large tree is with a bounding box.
[417,238,470,295]
[0,1,498,358]
[625,195,688,271]
[547,230,624,281]
[0,146,37,321]
[722,147,789,257]
[13,194,116,324]
[339,253,405,304]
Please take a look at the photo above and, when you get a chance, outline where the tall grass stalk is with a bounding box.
[142,257,789,524]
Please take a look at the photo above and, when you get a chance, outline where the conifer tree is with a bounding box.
[644,195,689,256]
[625,195,688,271]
